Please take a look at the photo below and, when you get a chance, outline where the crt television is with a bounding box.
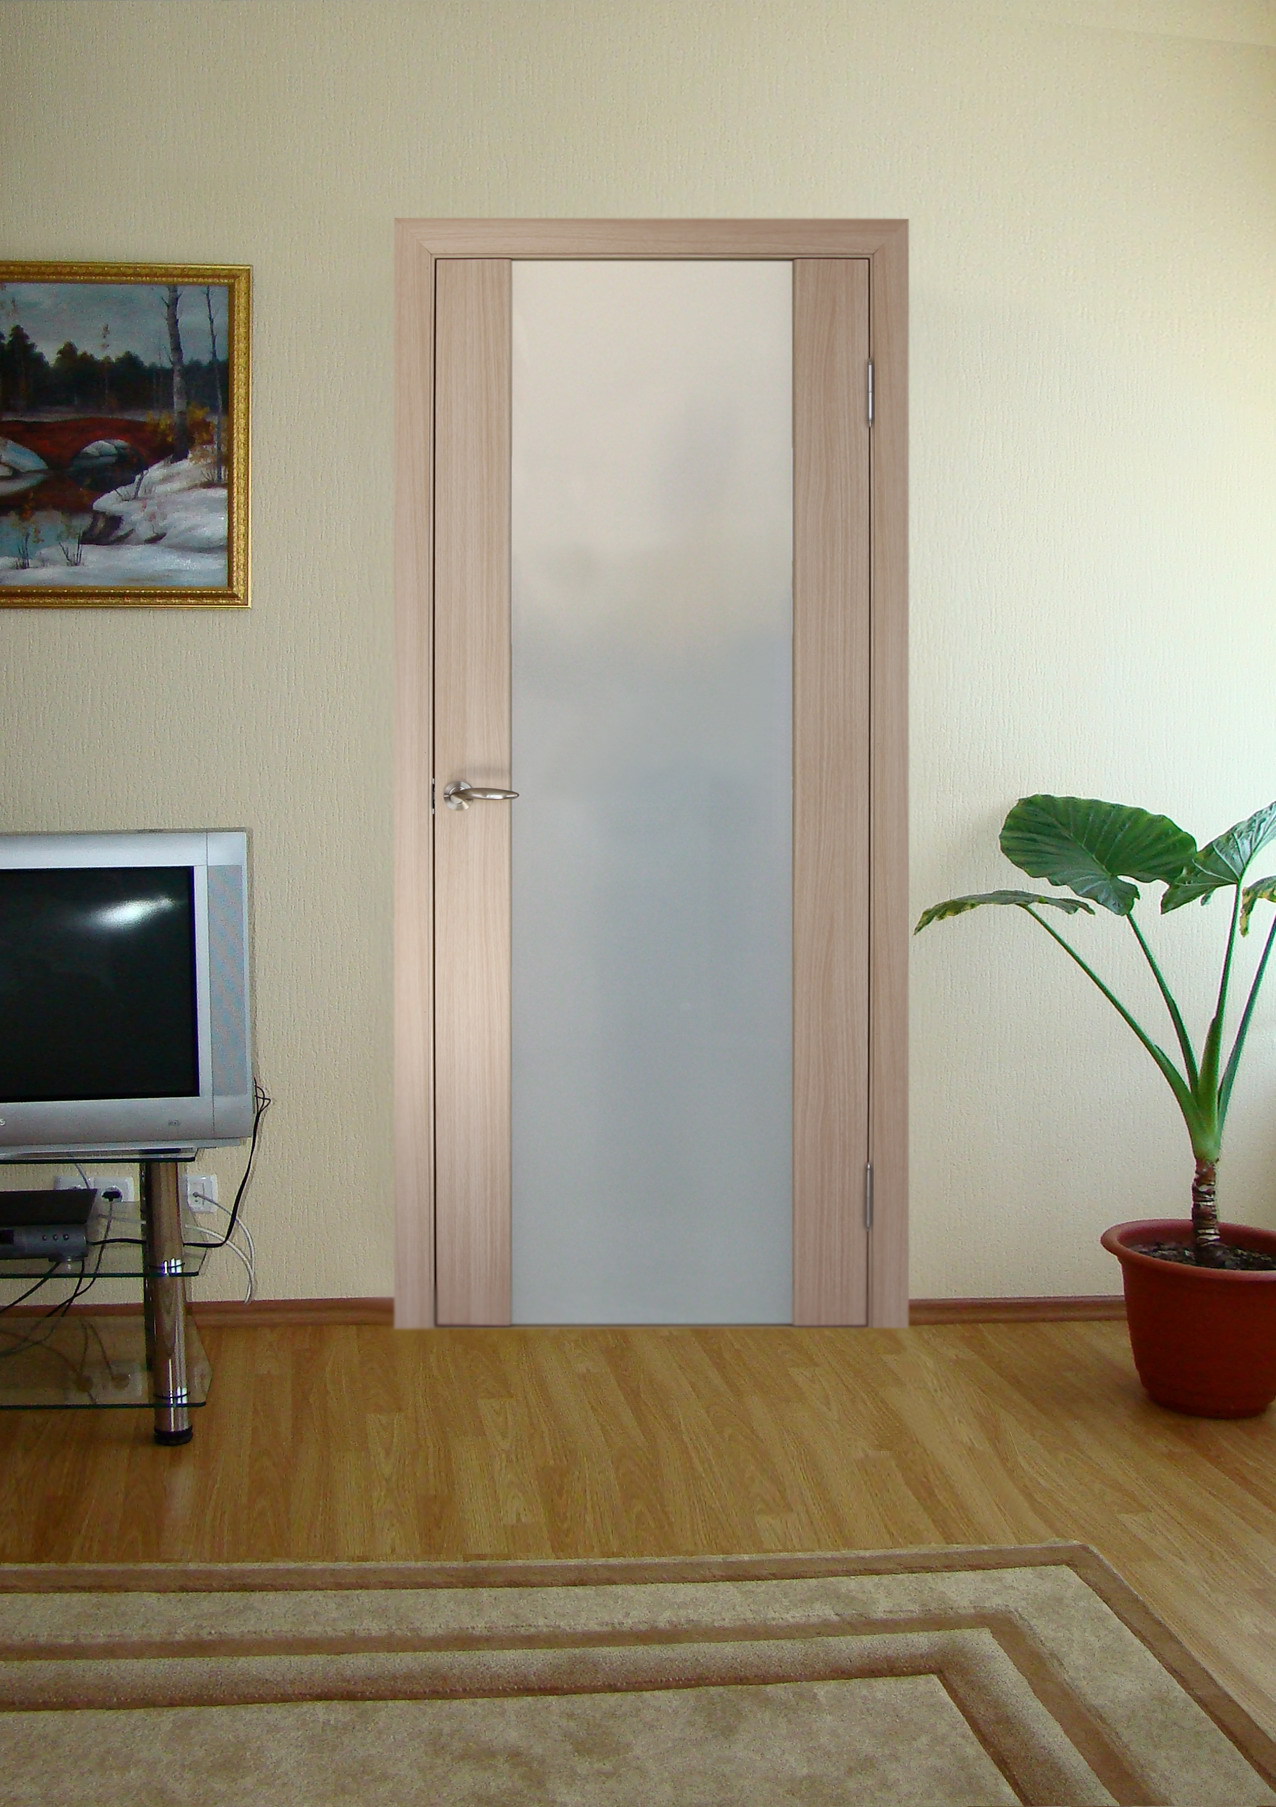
[0,830,253,1158]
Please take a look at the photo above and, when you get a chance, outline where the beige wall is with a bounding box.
[2,0,1274,1302]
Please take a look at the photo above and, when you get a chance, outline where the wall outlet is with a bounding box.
[185,1174,220,1215]
[55,1173,135,1205]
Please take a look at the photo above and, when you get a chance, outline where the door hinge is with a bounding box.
[865,1161,874,1231]
[867,361,874,426]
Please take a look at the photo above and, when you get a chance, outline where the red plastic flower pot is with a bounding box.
[1101,1219,1276,1418]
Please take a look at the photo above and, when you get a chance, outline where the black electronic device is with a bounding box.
[0,1188,97,1261]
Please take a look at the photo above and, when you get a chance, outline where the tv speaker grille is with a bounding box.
[207,865,250,1095]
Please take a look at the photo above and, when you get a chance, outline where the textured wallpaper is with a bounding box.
[2,0,1273,1300]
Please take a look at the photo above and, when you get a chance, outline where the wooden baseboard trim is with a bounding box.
[2,1298,398,1326]
[7,1295,1126,1328]
[909,1295,1126,1324]
[191,1297,396,1327]
[196,1297,1126,1328]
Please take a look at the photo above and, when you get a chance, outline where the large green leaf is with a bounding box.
[1162,801,1276,914]
[999,796,1196,916]
[1240,874,1276,937]
[914,890,1095,933]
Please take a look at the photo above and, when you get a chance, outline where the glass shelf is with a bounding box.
[0,1160,212,1434]
[0,1204,219,1282]
[0,1310,210,1410]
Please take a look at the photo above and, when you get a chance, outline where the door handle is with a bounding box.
[443,779,520,811]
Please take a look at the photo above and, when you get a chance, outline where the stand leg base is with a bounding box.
[153,1425,194,1446]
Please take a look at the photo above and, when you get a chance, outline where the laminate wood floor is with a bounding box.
[1,1319,1272,1737]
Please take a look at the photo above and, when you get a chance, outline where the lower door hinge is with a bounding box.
[865,1161,874,1231]
[867,360,874,425]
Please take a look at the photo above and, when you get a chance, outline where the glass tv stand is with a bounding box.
[0,1160,217,1444]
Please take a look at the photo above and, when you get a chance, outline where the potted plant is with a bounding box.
[916,795,1276,1417]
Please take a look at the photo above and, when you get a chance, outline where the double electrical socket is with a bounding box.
[54,1172,135,1205]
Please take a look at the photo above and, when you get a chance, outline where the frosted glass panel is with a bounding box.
[510,261,792,1323]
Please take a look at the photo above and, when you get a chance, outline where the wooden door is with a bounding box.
[394,221,909,1330]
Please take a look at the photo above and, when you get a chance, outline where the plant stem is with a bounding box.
[1023,907,1195,1122]
[1199,885,1244,1103]
[1191,1156,1226,1265]
[1219,909,1276,1125]
[1128,913,1198,1087]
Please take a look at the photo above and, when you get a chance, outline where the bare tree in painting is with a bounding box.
[204,285,225,484]
[163,285,190,460]
[0,287,14,413]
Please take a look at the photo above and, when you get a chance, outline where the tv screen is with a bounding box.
[0,867,199,1103]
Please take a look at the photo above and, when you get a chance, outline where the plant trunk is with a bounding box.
[1191,1156,1226,1266]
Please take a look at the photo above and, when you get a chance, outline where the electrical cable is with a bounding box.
[212,1235,254,1302]
[190,1193,256,1265]
[77,1186,135,1386]
[190,1193,256,1273]
[72,1170,143,1243]
[0,1271,122,1391]
[2,1085,270,1360]
[187,1191,256,1302]
[0,1257,96,1362]
[0,1263,62,1318]
[0,1187,117,1370]
[199,1078,270,1252]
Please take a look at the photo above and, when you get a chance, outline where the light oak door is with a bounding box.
[395,220,908,1330]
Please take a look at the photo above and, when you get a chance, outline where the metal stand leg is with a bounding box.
[140,1159,192,1445]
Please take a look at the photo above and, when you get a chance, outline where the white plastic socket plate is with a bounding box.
[185,1174,220,1214]
[55,1173,135,1204]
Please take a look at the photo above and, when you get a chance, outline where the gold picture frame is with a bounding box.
[0,262,250,607]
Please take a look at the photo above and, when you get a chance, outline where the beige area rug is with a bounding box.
[0,1546,1273,1806]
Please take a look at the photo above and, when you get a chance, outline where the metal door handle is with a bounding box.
[443,779,520,811]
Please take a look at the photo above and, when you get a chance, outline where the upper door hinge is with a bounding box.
[867,361,875,426]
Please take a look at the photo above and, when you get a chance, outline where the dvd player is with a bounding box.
[0,1188,97,1260]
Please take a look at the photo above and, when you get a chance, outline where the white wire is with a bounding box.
[209,1235,254,1303]
[189,1192,256,1269]
[187,1190,256,1303]
[52,1169,255,1305]
[65,1170,257,1304]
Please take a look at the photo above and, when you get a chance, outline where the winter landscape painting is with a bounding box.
[0,263,250,606]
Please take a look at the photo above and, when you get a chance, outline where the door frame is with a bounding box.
[393,219,908,1328]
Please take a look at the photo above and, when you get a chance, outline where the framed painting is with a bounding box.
[0,262,250,607]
